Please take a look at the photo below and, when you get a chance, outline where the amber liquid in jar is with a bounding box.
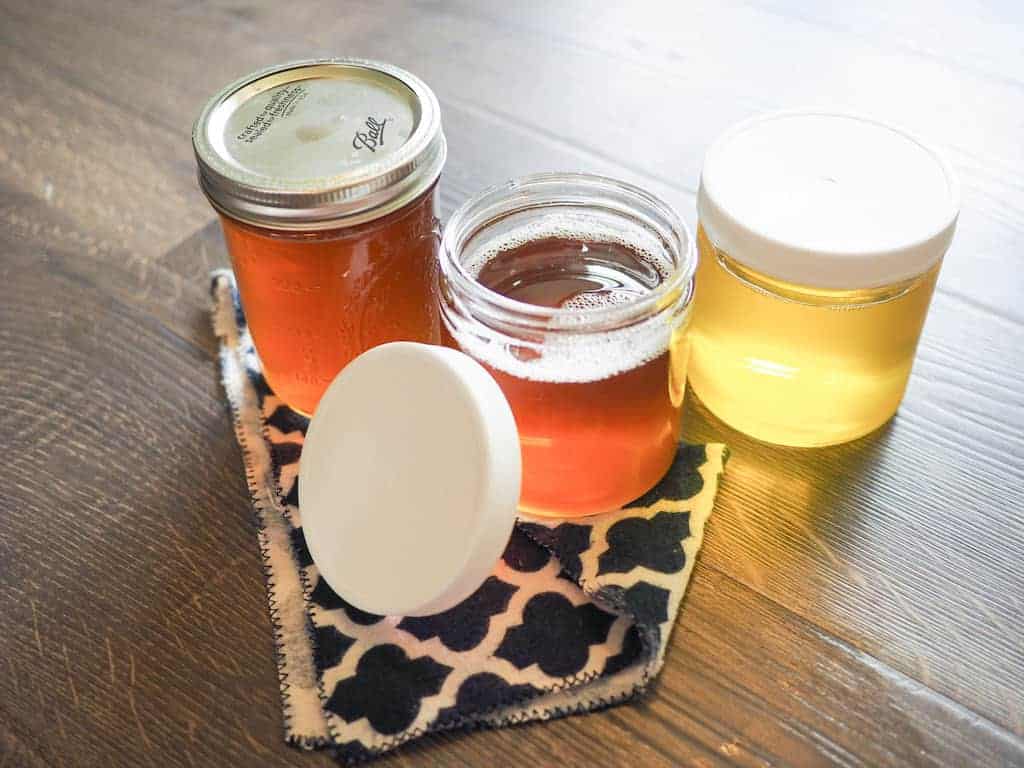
[689,226,940,446]
[454,236,687,517]
[222,188,441,415]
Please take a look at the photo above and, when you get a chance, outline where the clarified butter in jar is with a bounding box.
[691,111,959,447]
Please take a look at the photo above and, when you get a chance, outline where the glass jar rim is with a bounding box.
[439,172,696,332]
[193,58,446,231]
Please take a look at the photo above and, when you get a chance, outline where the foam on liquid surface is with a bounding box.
[452,211,685,383]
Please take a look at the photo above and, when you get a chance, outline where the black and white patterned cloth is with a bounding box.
[210,270,728,764]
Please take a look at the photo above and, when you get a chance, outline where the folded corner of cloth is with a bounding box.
[209,269,729,764]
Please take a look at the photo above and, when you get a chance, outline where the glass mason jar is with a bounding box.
[193,59,446,415]
[690,112,959,447]
[439,173,697,518]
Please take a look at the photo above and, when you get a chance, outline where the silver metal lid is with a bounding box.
[193,58,446,230]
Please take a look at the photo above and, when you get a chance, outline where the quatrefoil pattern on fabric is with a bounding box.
[210,271,728,764]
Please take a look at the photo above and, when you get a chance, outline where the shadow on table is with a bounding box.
[679,385,907,600]
[681,386,895,514]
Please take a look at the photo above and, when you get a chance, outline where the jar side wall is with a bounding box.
[716,250,939,308]
[689,225,941,446]
[221,187,442,415]
[483,349,683,517]
[216,184,439,243]
[438,174,695,516]
[440,303,691,516]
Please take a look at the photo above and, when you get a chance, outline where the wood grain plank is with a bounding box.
[0,233,329,766]
[4,215,1021,766]
[416,0,1024,322]
[0,197,723,767]
[6,20,1024,742]
[7,0,1024,320]
[431,84,1024,736]
[739,0,1024,89]
[2,0,1023,765]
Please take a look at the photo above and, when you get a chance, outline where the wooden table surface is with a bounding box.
[2,1,1023,766]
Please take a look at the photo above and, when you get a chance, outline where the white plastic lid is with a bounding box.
[299,343,520,617]
[697,111,960,289]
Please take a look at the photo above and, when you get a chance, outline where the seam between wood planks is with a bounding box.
[733,0,1024,92]
[0,35,182,142]
[429,0,1024,96]
[441,96,699,198]
[8,211,1022,747]
[693,559,1024,749]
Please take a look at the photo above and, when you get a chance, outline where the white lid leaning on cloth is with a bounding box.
[697,111,960,289]
[299,343,521,618]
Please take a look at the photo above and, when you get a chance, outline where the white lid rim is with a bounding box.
[697,179,958,289]
[698,110,960,290]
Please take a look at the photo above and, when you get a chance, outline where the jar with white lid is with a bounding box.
[691,111,960,447]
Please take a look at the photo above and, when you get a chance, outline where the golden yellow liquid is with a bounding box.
[689,226,940,446]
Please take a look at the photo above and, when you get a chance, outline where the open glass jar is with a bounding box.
[193,59,446,415]
[439,173,696,518]
[691,112,959,447]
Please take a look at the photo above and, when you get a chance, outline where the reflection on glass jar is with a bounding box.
[220,190,440,415]
[440,173,696,518]
[194,58,446,414]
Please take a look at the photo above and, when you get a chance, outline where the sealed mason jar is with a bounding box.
[691,111,959,447]
[193,59,446,415]
[440,173,696,518]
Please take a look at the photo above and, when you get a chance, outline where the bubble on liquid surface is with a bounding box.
[463,210,674,282]
[451,211,687,383]
[559,288,639,312]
